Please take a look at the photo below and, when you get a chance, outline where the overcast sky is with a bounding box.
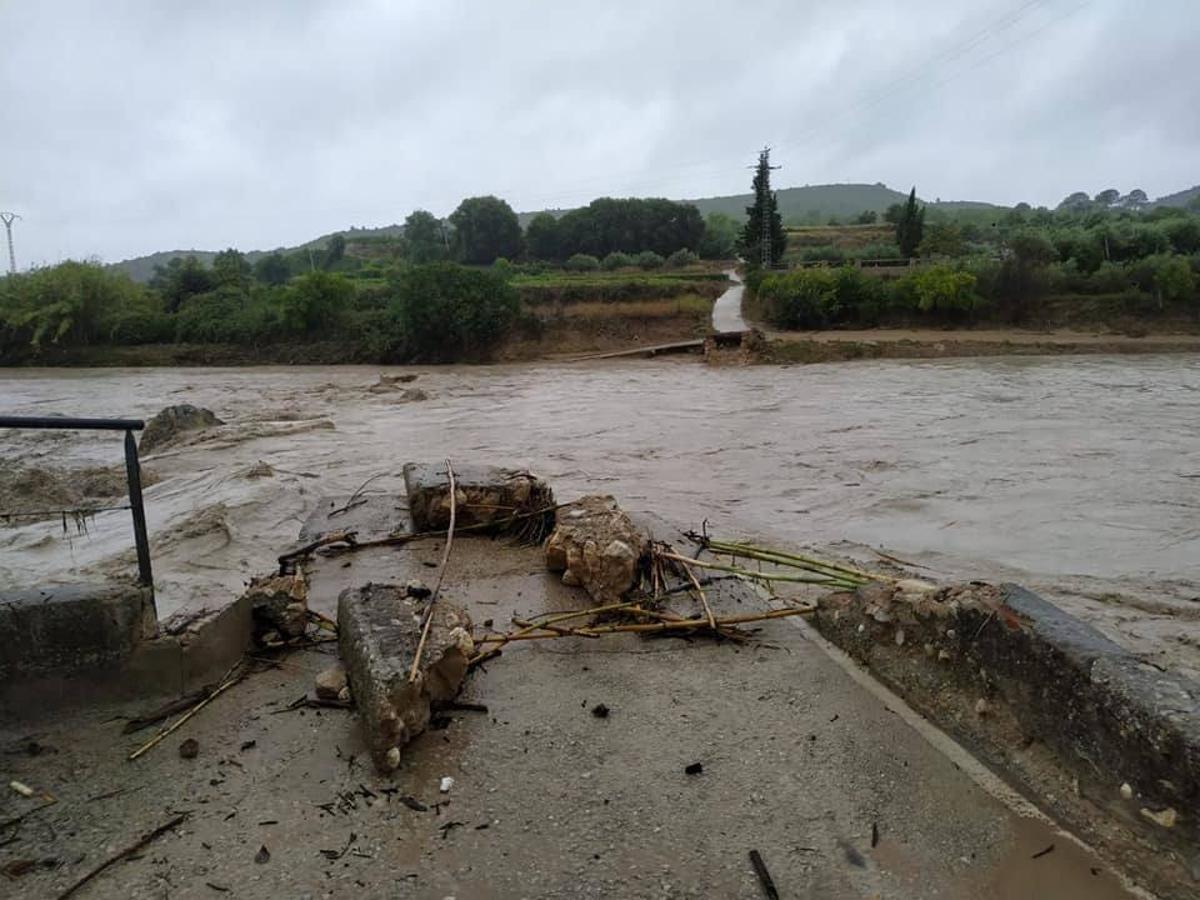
[1,0,1197,267]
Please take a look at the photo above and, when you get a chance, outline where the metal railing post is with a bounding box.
[123,429,153,587]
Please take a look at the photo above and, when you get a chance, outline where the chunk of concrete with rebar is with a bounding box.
[337,582,474,772]
[545,495,648,604]
[403,462,554,534]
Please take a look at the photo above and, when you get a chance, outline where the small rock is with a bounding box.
[179,738,199,759]
[337,686,352,703]
[139,404,223,454]
[684,763,703,776]
[1140,806,1177,828]
[1120,782,1133,800]
[591,703,610,719]
[315,664,348,701]
[254,845,270,864]
[894,628,905,647]
[923,643,935,657]
[974,699,990,717]
[440,776,455,794]
[405,580,432,600]
[937,649,952,662]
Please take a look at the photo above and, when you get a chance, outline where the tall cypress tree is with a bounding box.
[895,187,926,258]
[738,148,787,267]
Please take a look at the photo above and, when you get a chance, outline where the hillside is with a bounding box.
[109,180,1191,282]
[1152,185,1200,209]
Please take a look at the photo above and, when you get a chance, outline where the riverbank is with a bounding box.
[757,327,1200,364]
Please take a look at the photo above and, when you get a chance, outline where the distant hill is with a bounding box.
[1152,185,1200,209]
[109,180,1193,282]
[682,183,1002,224]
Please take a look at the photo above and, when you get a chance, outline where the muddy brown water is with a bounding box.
[1,355,1198,674]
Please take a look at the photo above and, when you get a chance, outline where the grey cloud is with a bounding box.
[1,0,1196,267]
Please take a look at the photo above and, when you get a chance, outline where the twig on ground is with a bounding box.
[327,472,389,518]
[278,530,357,574]
[122,687,213,734]
[475,605,815,644]
[748,849,780,900]
[128,662,245,761]
[55,813,188,899]
[409,459,457,683]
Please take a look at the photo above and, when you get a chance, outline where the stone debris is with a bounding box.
[545,495,648,604]
[1140,806,1178,829]
[314,664,348,702]
[245,572,309,642]
[404,462,554,533]
[366,373,419,393]
[139,404,224,454]
[337,582,474,773]
[439,776,455,794]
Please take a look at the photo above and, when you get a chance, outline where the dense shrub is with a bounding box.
[896,266,978,317]
[665,248,699,268]
[602,252,633,270]
[393,263,519,362]
[635,251,664,270]
[565,253,601,272]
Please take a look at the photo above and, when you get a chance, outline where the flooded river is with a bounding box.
[2,355,1199,673]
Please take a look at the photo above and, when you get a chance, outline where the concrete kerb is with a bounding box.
[813,580,1200,894]
[0,582,252,719]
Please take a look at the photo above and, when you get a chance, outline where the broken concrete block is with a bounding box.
[244,572,309,640]
[403,462,554,533]
[337,583,473,773]
[545,495,648,605]
[139,404,224,454]
[315,664,348,701]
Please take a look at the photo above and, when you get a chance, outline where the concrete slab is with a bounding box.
[814,579,1200,897]
[0,539,1145,898]
[0,581,156,680]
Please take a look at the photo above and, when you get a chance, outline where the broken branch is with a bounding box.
[409,459,457,683]
[56,813,188,899]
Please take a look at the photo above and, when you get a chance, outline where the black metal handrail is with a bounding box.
[0,415,153,588]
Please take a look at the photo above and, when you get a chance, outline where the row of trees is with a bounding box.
[0,260,523,363]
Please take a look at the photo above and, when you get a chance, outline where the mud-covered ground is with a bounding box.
[1,355,1197,677]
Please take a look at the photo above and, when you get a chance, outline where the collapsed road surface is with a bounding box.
[1,489,1147,898]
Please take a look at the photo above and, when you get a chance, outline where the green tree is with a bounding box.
[151,255,216,312]
[323,234,347,269]
[394,263,519,361]
[602,251,633,270]
[883,203,905,225]
[280,271,353,333]
[212,248,252,287]
[1121,189,1150,211]
[636,250,664,270]
[254,252,292,286]
[1094,188,1120,207]
[855,210,878,225]
[737,149,787,267]
[697,212,738,259]
[524,213,562,261]
[895,187,926,258]
[918,222,965,258]
[449,196,523,265]
[403,210,448,264]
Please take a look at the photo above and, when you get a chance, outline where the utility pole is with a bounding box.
[0,212,19,275]
[748,148,780,267]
